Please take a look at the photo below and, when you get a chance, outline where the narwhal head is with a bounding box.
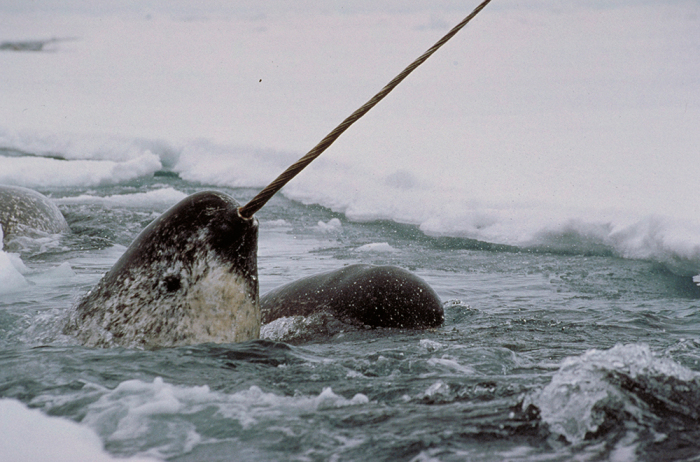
[66,191,260,348]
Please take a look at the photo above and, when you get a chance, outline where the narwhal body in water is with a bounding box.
[63,0,492,348]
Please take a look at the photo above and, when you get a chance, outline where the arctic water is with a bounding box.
[1,1,700,461]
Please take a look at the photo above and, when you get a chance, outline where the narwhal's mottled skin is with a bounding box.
[64,191,260,348]
[0,185,69,243]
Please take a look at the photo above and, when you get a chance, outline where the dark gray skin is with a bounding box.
[261,264,444,329]
[0,185,69,244]
[63,191,261,348]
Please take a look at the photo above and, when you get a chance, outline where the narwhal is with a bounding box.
[261,264,444,329]
[63,0,492,348]
[0,185,70,246]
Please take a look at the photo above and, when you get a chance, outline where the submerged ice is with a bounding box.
[29,376,369,460]
[0,227,29,293]
[525,343,700,444]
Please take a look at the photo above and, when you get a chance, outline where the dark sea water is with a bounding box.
[2,176,700,461]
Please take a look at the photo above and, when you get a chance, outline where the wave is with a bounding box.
[524,343,700,457]
[26,374,367,460]
[0,398,157,462]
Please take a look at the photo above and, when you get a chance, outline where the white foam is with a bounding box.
[0,226,29,293]
[316,218,342,233]
[421,380,452,401]
[260,312,348,343]
[74,376,368,459]
[0,129,179,164]
[0,153,162,188]
[260,316,306,342]
[354,242,397,253]
[0,252,28,292]
[0,230,74,294]
[0,399,158,462]
[608,216,700,275]
[264,219,291,228]
[174,142,297,188]
[419,339,444,352]
[27,262,77,284]
[55,188,187,208]
[427,357,476,375]
[525,343,699,444]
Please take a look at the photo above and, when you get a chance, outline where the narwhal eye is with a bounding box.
[163,274,181,292]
